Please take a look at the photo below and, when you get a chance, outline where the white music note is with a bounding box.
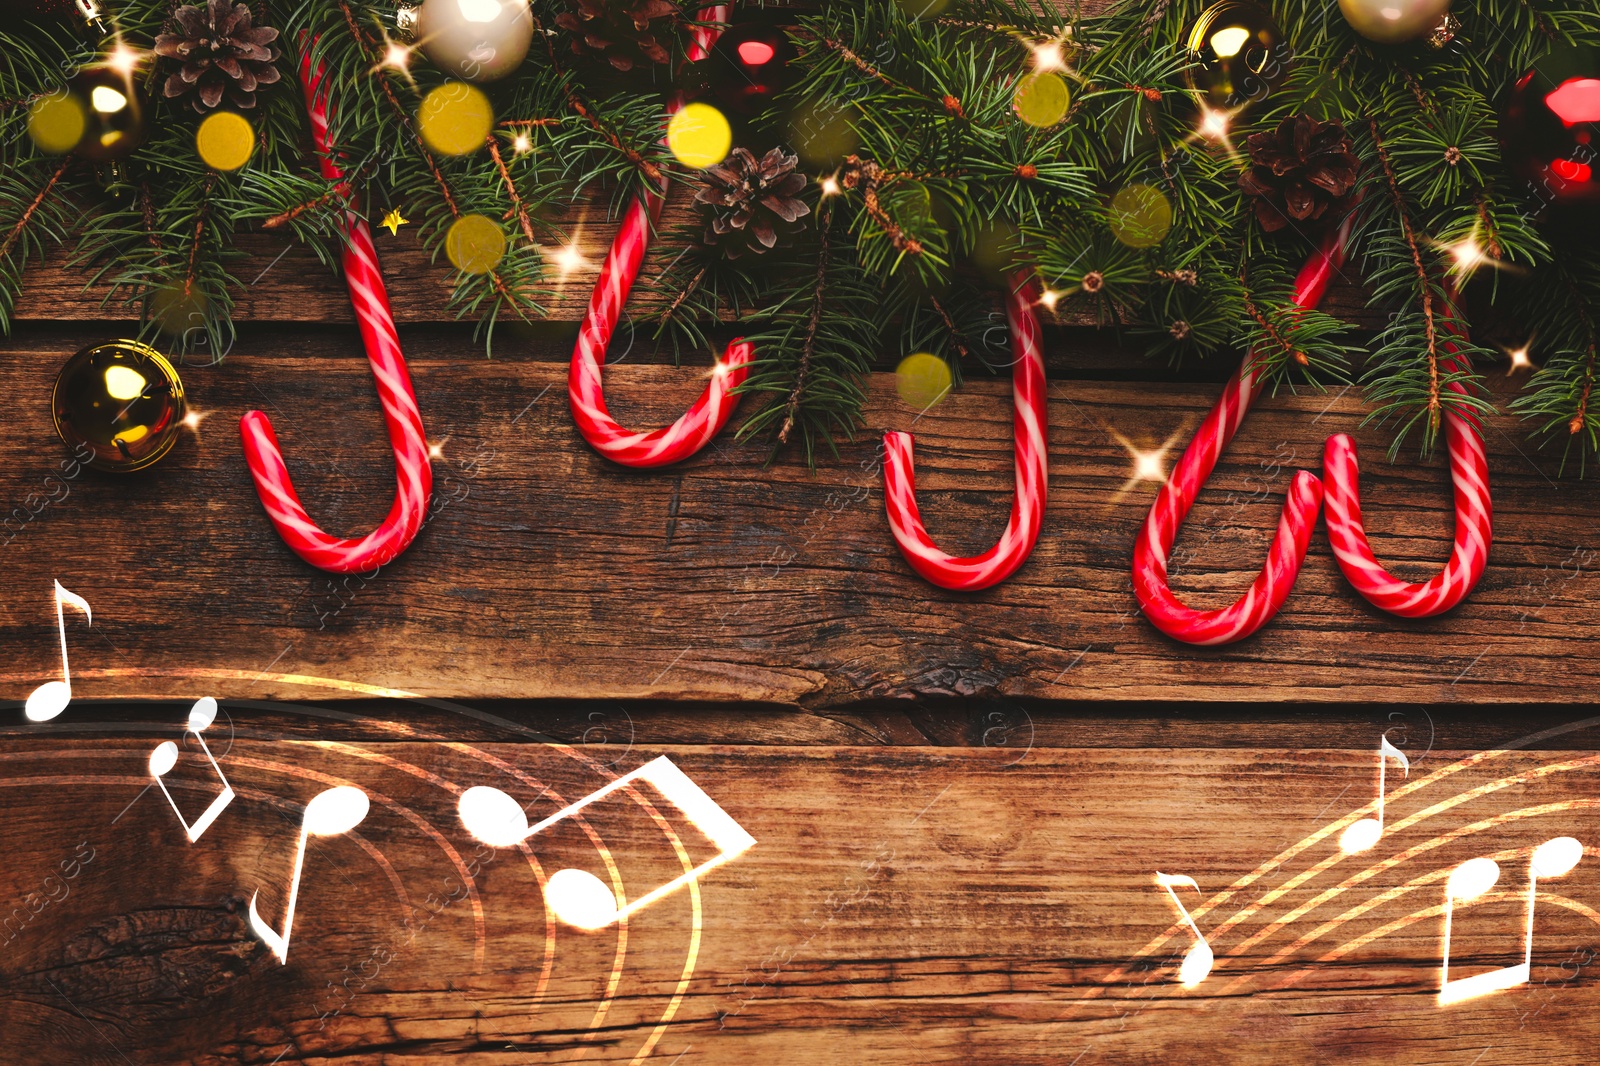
[458,755,755,930]
[1439,836,1584,1006]
[1154,872,1214,988]
[1340,736,1411,854]
[148,697,235,842]
[25,580,91,722]
[248,785,370,963]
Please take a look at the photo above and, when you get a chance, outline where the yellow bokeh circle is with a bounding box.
[28,92,86,155]
[1013,72,1071,128]
[667,102,732,169]
[419,82,494,156]
[445,214,507,275]
[196,111,255,171]
[895,352,954,410]
[1108,184,1173,248]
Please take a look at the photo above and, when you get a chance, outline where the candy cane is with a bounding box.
[1321,300,1491,617]
[882,271,1048,592]
[1132,221,1352,645]
[238,46,432,574]
[567,5,752,468]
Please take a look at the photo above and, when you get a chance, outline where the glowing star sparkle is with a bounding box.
[550,242,586,275]
[380,209,410,236]
[1110,425,1187,503]
[103,43,143,76]
[1032,40,1067,72]
[1505,342,1535,374]
[512,132,531,154]
[819,174,841,197]
[1039,289,1061,311]
[1199,108,1230,140]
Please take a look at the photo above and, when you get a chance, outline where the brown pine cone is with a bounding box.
[155,0,280,112]
[555,0,679,72]
[694,147,810,257]
[1238,115,1359,233]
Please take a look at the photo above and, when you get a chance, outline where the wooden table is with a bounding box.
[3,207,1599,1064]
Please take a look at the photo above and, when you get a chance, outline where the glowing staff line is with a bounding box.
[1214,757,1600,967]
[444,740,704,1061]
[1221,805,1600,994]
[232,753,489,972]
[452,744,632,1055]
[1055,742,1600,1025]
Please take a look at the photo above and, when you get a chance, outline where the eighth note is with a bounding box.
[458,755,756,931]
[1154,872,1214,988]
[25,580,91,722]
[248,785,370,963]
[1439,836,1584,1006]
[1339,736,1410,854]
[149,697,235,842]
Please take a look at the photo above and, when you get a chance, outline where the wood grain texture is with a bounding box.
[1,734,1597,1065]
[0,327,1592,705]
[9,204,1389,330]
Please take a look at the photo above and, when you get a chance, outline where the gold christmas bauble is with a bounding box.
[51,340,187,471]
[416,0,533,82]
[66,64,149,161]
[1337,0,1452,44]
[1184,0,1289,109]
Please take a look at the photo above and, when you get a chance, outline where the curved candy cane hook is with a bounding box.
[238,47,431,574]
[1322,314,1491,617]
[1132,221,1352,645]
[882,271,1048,592]
[567,6,752,468]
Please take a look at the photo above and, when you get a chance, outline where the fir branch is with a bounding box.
[779,205,833,445]
[1369,117,1442,433]
[840,155,923,256]
[487,135,536,243]
[0,156,71,263]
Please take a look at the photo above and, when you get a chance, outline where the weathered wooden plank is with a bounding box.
[10,206,1388,330]
[0,331,1591,705]
[1,739,1597,1064]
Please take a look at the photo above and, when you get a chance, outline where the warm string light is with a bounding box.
[103,42,144,77]
[819,174,841,197]
[1505,341,1535,374]
[512,132,531,154]
[1038,289,1061,311]
[373,34,417,86]
[427,435,449,461]
[548,241,586,276]
[1110,426,1188,502]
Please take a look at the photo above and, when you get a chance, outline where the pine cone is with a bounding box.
[155,0,280,113]
[1238,115,1359,233]
[555,0,679,72]
[694,147,810,256]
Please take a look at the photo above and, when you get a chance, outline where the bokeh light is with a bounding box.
[418,82,493,156]
[195,110,254,171]
[896,352,954,410]
[1108,184,1173,248]
[1013,71,1071,127]
[667,102,732,169]
[445,213,507,275]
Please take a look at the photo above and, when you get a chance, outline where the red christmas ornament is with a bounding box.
[1503,46,1600,211]
[704,22,794,119]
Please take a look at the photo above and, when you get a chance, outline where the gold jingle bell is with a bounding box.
[1185,0,1290,110]
[52,340,187,471]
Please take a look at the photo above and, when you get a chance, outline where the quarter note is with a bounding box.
[1439,836,1584,1006]
[1339,736,1410,854]
[25,580,91,722]
[248,785,370,963]
[1154,872,1214,988]
[148,697,235,842]
[458,755,756,930]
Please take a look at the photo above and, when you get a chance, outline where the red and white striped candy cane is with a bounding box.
[1132,220,1352,644]
[567,5,753,468]
[238,47,432,574]
[882,271,1048,592]
[1321,297,1491,617]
